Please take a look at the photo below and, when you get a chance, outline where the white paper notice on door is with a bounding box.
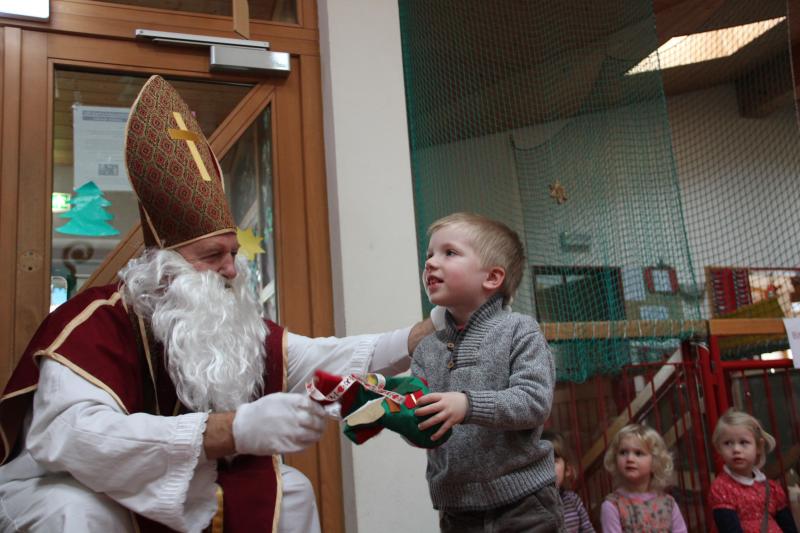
[73,104,131,191]
[782,318,800,369]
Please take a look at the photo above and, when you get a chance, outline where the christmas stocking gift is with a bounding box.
[306,370,451,448]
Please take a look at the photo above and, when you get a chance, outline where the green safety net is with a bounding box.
[399,0,800,381]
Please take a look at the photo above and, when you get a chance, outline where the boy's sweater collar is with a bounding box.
[444,294,505,333]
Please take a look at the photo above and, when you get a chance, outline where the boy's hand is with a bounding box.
[414,392,468,441]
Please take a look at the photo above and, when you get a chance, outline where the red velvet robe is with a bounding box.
[0,283,286,532]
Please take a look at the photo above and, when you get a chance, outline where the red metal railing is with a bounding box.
[551,335,798,532]
[550,344,714,531]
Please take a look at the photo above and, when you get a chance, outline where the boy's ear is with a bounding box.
[483,266,506,292]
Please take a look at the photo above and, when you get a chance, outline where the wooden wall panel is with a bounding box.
[0,27,21,386]
[275,52,320,503]
[48,34,210,75]
[12,31,49,359]
[273,56,311,334]
[300,56,332,338]
[300,0,317,31]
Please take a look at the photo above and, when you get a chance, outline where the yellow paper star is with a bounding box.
[549,181,568,204]
[236,226,265,260]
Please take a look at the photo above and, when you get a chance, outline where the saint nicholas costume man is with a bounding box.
[0,76,414,533]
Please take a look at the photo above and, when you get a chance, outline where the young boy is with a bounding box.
[412,212,562,532]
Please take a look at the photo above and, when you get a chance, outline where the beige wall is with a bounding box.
[318,1,438,531]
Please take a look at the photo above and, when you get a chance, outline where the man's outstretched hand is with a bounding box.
[230,393,327,457]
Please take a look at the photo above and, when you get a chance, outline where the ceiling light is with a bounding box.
[627,17,785,75]
[0,0,49,20]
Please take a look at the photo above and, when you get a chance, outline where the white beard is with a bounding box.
[118,248,266,412]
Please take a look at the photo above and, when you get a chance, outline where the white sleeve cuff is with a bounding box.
[117,411,213,532]
[183,439,219,533]
[369,326,412,375]
[153,411,214,532]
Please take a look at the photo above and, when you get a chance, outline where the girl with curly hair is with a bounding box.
[600,423,687,532]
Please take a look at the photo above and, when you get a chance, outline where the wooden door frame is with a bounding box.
[0,5,342,529]
[3,0,320,56]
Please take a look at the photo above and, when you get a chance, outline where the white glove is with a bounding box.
[430,305,447,331]
[232,393,327,456]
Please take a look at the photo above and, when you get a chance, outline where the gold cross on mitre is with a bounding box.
[168,111,212,181]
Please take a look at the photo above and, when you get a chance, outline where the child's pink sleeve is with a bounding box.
[600,499,622,533]
[709,477,736,510]
[670,496,688,533]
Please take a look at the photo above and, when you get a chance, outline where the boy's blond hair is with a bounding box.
[603,423,674,492]
[712,409,776,469]
[428,212,525,305]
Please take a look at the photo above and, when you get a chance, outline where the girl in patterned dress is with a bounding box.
[600,424,687,532]
[709,409,798,533]
[542,430,595,532]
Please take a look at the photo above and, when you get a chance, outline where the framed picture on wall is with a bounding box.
[644,266,678,294]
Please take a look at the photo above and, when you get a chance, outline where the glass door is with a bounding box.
[3,25,339,530]
[220,105,277,318]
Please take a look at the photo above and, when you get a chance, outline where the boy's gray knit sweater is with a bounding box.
[411,295,556,511]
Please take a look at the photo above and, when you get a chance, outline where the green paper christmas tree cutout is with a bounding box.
[56,181,119,237]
